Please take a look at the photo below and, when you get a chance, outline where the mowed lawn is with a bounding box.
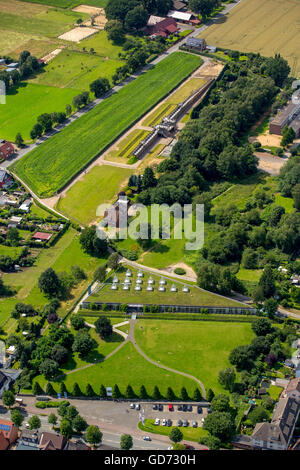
[0,83,78,141]
[12,52,203,197]
[200,0,300,77]
[58,165,133,225]
[32,342,198,397]
[31,50,124,89]
[23,0,108,7]
[135,320,255,394]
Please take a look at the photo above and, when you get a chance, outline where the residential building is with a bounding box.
[269,92,300,137]
[32,231,52,242]
[167,10,201,25]
[251,396,300,450]
[185,37,207,51]
[146,16,178,37]
[16,430,40,450]
[0,170,13,188]
[0,419,19,450]
[0,141,14,160]
[64,439,91,451]
[39,432,67,451]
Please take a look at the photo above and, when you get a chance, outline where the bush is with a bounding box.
[174,267,186,275]
[35,400,69,409]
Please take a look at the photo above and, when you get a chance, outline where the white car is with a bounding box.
[162,419,167,426]
[135,403,140,410]
[168,446,173,450]
[143,436,151,441]
[130,403,135,409]
[155,418,160,426]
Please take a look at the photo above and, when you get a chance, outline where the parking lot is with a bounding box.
[133,402,209,429]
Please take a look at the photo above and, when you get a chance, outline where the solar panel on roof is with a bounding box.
[0,424,11,432]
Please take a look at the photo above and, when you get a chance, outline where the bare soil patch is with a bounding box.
[58,26,98,43]
[256,152,287,175]
[249,132,282,147]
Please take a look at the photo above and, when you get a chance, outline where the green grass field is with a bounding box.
[58,165,133,225]
[23,0,108,7]
[32,341,199,396]
[12,52,203,197]
[200,0,300,77]
[135,320,255,394]
[89,265,245,308]
[139,419,209,442]
[0,82,78,141]
[31,50,124,89]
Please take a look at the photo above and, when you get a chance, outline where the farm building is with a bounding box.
[185,37,207,51]
[269,93,300,137]
[0,170,13,189]
[32,231,52,242]
[146,16,178,37]
[167,10,201,25]
[0,141,14,160]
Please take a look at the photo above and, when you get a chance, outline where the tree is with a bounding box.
[39,358,59,380]
[46,382,56,396]
[30,123,43,139]
[263,54,290,87]
[152,385,161,400]
[169,427,183,443]
[15,133,24,147]
[72,383,82,397]
[258,265,276,299]
[199,435,221,450]
[229,345,252,371]
[86,425,103,447]
[112,384,121,399]
[94,264,107,282]
[94,316,112,339]
[85,383,95,397]
[66,405,78,421]
[60,419,73,440]
[124,5,148,30]
[210,394,231,413]
[107,252,119,270]
[51,344,68,365]
[203,411,235,441]
[11,409,24,427]
[120,433,133,450]
[99,384,107,398]
[66,104,72,116]
[166,387,175,401]
[252,318,272,337]
[6,228,20,247]
[206,388,215,402]
[248,406,269,425]
[70,315,86,331]
[142,167,157,190]
[38,268,61,298]
[72,330,94,357]
[188,0,218,19]
[80,226,108,256]
[193,388,202,401]
[139,385,147,399]
[105,19,125,43]
[292,183,300,211]
[90,78,111,98]
[33,381,44,395]
[218,368,236,392]
[73,414,88,433]
[37,113,53,132]
[125,384,135,399]
[48,412,57,428]
[180,387,189,401]
[28,415,41,430]
[2,390,15,409]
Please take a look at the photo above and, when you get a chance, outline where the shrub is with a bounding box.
[174,267,186,275]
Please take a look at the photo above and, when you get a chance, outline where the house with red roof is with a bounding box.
[0,141,14,160]
[32,231,52,242]
[0,419,18,450]
[146,15,178,38]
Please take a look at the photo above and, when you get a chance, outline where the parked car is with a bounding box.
[182,405,187,412]
[168,446,173,450]
[153,404,158,410]
[185,444,195,450]
[167,419,172,427]
[158,404,163,411]
[162,419,167,426]
[177,405,182,411]
[197,406,202,414]
[143,436,151,441]
[135,403,140,410]
[192,421,198,428]
[207,407,211,413]
[187,405,193,412]
[130,403,135,409]
[177,419,183,427]
[183,420,189,427]
[155,418,160,426]
[168,404,173,411]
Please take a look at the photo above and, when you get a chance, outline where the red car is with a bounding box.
[168,404,173,411]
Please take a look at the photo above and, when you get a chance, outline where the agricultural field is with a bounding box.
[104,129,150,164]
[57,165,133,225]
[23,0,108,7]
[30,49,123,89]
[135,320,255,394]
[12,52,203,197]
[200,0,300,77]
[88,265,246,308]
[0,83,78,141]
[32,341,199,397]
